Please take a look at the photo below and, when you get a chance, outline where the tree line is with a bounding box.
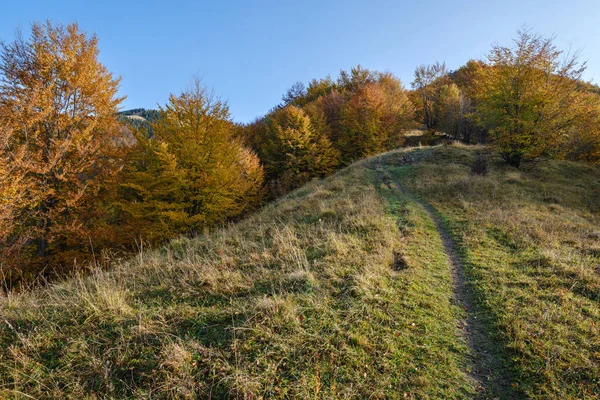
[1,22,599,283]
[409,28,600,167]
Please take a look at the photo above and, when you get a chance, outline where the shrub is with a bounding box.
[471,153,489,175]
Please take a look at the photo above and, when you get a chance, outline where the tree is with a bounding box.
[0,21,123,275]
[114,80,264,243]
[451,60,487,143]
[305,77,337,102]
[235,117,268,154]
[377,73,415,148]
[263,105,339,194]
[0,143,27,262]
[338,75,414,161]
[314,89,345,144]
[339,84,388,160]
[562,91,600,163]
[436,83,462,137]
[477,28,591,167]
[411,62,448,129]
[281,81,307,107]
[338,65,376,93]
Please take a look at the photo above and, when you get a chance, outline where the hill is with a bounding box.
[1,145,599,399]
[119,108,160,121]
[118,108,160,132]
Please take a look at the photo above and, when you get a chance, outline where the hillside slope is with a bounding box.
[1,145,599,399]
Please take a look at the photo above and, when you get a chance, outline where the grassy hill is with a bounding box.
[1,145,599,399]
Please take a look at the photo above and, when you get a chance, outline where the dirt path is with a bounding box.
[374,157,521,399]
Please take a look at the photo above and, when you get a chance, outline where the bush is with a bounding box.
[471,153,489,175]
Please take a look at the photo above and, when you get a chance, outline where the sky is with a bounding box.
[1,0,599,123]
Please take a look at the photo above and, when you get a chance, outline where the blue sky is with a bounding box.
[1,0,599,122]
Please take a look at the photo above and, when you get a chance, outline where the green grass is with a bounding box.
[0,156,474,399]
[1,144,599,399]
[391,145,600,399]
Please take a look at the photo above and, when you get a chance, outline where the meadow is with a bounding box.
[2,145,599,399]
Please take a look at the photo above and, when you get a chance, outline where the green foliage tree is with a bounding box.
[338,65,376,92]
[281,81,307,107]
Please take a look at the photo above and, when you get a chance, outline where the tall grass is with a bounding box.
[0,156,473,398]
[3,144,597,398]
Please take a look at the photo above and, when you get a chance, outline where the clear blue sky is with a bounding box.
[1,0,599,122]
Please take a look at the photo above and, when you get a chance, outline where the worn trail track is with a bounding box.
[374,156,521,399]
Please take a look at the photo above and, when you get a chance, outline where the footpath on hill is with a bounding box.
[373,153,522,399]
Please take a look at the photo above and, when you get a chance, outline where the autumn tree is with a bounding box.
[114,80,264,243]
[235,117,268,154]
[0,21,123,276]
[280,78,337,109]
[436,83,462,137]
[451,60,486,142]
[314,89,345,144]
[339,73,414,161]
[305,77,337,102]
[0,143,27,262]
[477,28,593,167]
[562,91,600,163]
[411,62,448,129]
[281,81,307,107]
[245,67,414,193]
[262,105,339,194]
[338,65,376,92]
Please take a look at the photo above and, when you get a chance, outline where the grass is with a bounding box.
[1,144,599,399]
[389,144,600,399]
[0,155,474,398]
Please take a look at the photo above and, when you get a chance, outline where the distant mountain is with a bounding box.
[119,108,160,122]
[118,108,160,134]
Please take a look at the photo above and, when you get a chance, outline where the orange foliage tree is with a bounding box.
[0,21,124,278]
[339,73,414,161]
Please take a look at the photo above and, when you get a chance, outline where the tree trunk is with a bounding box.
[37,237,47,257]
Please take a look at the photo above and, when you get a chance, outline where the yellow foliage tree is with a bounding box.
[563,91,600,163]
[0,21,123,277]
[477,28,593,167]
[114,80,264,244]
[436,83,463,137]
[263,105,339,194]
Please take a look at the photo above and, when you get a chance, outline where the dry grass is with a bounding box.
[3,144,596,399]
[0,156,473,398]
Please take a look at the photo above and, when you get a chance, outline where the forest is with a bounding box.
[1,21,599,284]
